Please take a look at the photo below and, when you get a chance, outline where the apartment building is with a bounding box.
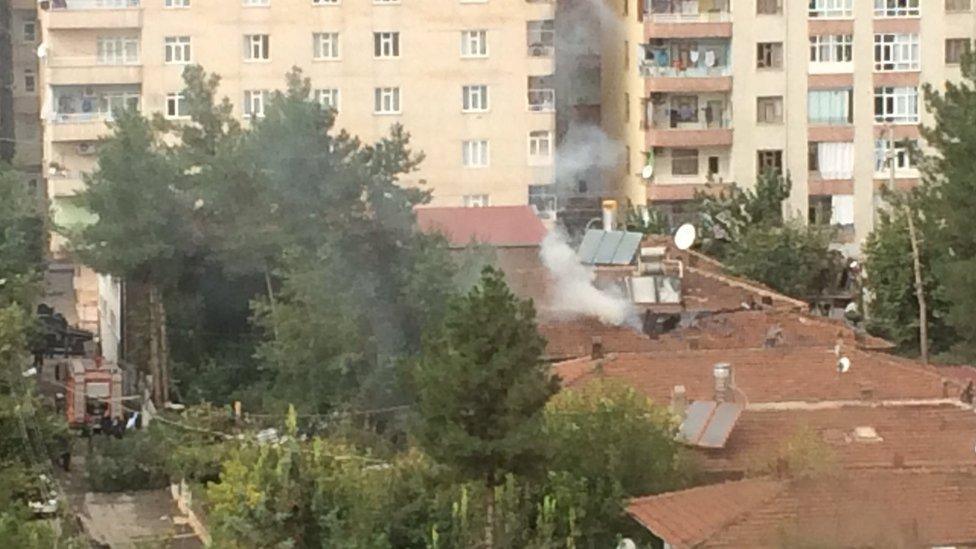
[36,0,561,225]
[605,0,976,256]
[2,0,42,190]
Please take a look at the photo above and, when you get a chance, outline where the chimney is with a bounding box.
[670,385,687,419]
[713,363,733,403]
[590,336,604,360]
[601,199,618,231]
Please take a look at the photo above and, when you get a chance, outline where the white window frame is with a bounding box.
[243,90,268,118]
[313,32,340,60]
[874,138,918,174]
[244,34,270,62]
[97,36,140,65]
[874,34,920,71]
[462,140,490,168]
[165,92,189,119]
[315,88,340,111]
[461,30,488,58]
[99,92,140,119]
[243,0,270,6]
[874,0,919,17]
[462,194,490,207]
[809,34,853,64]
[808,0,853,18]
[874,86,919,124]
[528,130,553,165]
[164,36,192,65]
[462,85,489,112]
[373,32,400,59]
[164,0,190,7]
[374,87,401,114]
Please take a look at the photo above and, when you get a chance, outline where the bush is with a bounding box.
[86,430,170,492]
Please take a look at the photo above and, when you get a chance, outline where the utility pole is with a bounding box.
[888,126,928,364]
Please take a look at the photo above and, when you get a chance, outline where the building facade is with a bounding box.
[605,0,976,255]
[37,0,558,215]
[3,0,42,190]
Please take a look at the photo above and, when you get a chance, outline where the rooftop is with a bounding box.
[629,469,976,548]
[554,347,961,404]
[415,205,547,248]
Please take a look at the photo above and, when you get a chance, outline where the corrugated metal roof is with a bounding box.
[577,229,643,265]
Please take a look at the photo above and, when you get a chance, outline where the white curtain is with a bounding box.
[817,142,854,180]
[830,195,855,226]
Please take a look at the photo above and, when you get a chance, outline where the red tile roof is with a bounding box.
[415,206,547,248]
[696,404,976,474]
[555,347,960,404]
[630,470,976,548]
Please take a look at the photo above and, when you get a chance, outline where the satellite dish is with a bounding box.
[617,539,637,549]
[37,43,47,59]
[837,356,852,374]
[674,223,697,251]
[641,164,654,180]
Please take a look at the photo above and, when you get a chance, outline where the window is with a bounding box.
[874,86,919,123]
[946,0,971,11]
[244,34,270,61]
[97,37,140,65]
[529,185,557,215]
[624,92,630,122]
[528,75,555,111]
[243,0,270,5]
[462,194,490,207]
[672,95,699,123]
[313,0,339,4]
[810,142,854,179]
[874,0,919,17]
[946,39,971,64]
[243,90,268,118]
[757,150,783,175]
[165,92,188,119]
[462,140,489,168]
[757,96,783,124]
[757,42,783,69]
[310,33,340,60]
[875,138,917,172]
[528,130,553,162]
[672,149,698,176]
[809,0,853,18]
[315,88,339,111]
[374,87,401,114]
[373,32,400,58]
[462,85,489,112]
[100,92,140,118]
[22,21,36,42]
[708,156,720,178]
[808,89,853,124]
[809,34,853,64]
[461,30,488,57]
[164,0,189,7]
[874,34,919,71]
[164,36,191,64]
[527,20,555,56]
[23,70,35,93]
[757,0,782,14]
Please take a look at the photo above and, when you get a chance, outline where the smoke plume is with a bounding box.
[540,230,638,327]
[555,124,625,190]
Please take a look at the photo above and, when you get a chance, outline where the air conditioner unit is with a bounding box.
[531,46,546,57]
[76,142,96,156]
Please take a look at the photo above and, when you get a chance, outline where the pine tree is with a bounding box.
[411,267,559,548]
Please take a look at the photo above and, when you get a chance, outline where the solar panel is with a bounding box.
[678,401,716,444]
[593,231,625,264]
[612,232,643,264]
[577,230,604,264]
[697,403,743,449]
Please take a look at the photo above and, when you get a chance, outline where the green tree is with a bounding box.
[0,163,44,306]
[696,171,791,255]
[411,267,559,548]
[68,109,195,404]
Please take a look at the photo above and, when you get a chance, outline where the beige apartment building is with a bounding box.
[605,0,976,256]
[4,0,42,188]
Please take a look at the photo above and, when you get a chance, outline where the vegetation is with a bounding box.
[696,172,842,298]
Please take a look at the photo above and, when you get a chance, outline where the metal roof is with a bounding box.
[577,229,643,265]
[678,401,743,448]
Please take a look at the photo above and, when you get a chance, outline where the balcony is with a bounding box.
[47,114,112,142]
[47,57,143,86]
[645,0,732,38]
[48,0,142,30]
[640,40,732,91]
[644,95,732,147]
[528,75,555,112]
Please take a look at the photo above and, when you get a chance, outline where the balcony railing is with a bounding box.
[51,0,139,9]
[648,113,732,130]
[646,11,731,22]
[528,89,555,111]
[48,55,141,67]
[640,63,731,78]
[50,112,110,123]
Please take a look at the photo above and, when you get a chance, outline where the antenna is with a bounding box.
[641,164,654,180]
[837,356,852,374]
[673,223,697,251]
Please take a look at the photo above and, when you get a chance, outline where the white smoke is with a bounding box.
[540,230,638,327]
[555,124,625,189]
